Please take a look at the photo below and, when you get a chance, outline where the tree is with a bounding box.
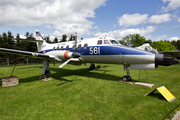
[7,31,14,49]
[119,34,151,46]
[15,34,21,50]
[19,32,36,52]
[171,40,180,50]
[68,35,75,41]
[150,40,177,51]
[53,37,58,43]
[61,34,67,42]
[44,36,52,43]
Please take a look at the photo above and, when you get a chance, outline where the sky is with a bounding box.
[0,0,180,41]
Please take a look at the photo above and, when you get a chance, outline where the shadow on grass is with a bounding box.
[148,93,166,101]
[18,67,126,83]
[18,65,141,84]
[50,67,121,81]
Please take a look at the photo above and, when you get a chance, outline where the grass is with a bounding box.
[0,63,180,120]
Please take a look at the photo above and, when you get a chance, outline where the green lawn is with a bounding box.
[0,63,180,120]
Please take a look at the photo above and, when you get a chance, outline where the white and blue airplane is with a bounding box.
[0,30,174,81]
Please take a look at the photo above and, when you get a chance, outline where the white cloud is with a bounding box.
[156,35,168,40]
[169,36,180,41]
[149,14,171,24]
[118,13,171,27]
[178,18,180,22]
[0,0,106,37]
[118,13,148,27]
[162,0,180,12]
[94,26,156,40]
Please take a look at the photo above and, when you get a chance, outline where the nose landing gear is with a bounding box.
[122,64,131,82]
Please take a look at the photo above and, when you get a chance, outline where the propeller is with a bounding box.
[74,32,77,52]
[59,32,82,68]
[59,59,71,68]
[59,51,81,68]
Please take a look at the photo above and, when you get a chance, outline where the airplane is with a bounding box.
[136,42,179,63]
[0,30,174,82]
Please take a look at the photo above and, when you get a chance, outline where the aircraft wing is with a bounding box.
[0,48,49,59]
[159,51,180,58]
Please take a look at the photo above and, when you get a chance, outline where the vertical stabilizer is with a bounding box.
[34,30,47,52]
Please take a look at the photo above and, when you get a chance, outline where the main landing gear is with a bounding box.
[40,60,51,79]
[122,64,131,82]
[89,63,96,70]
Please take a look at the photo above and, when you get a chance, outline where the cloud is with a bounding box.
[94,26,156,40]
[178,18,180,22]
[169,36,180,41]
[149,14,171,24]
[0,0,106,36]
[162,0,180,12]
[118,13,148,27]
[118,13,172,27]
[156,35,168,40]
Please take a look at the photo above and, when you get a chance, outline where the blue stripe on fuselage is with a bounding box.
[39,45,153,56]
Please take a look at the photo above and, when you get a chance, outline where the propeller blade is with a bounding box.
[59,59,71,68]
[75,32,77,52]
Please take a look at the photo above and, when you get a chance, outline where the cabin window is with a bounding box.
[78,44,81,49]
[97,40,102,45]
[104,40,110,44]
[83,43,88,49]
[57,46,59,51]
[66,45,69,50]
[110,40,119,44]
[53,47,55,51]
[61,46,63,50]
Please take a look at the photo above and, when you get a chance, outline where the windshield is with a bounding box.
[110,40,119,44]
[145,46,158,54]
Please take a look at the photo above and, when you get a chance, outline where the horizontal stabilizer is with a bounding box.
[18,38,44,43]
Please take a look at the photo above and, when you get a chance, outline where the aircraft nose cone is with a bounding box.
[155,54,174,66]
[72,52,81,58]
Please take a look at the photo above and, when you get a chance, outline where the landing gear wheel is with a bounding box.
[89,64,95,70]
[122,75,131,82]
[44,70,51,78]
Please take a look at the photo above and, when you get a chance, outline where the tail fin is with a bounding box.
[34,30,47,52]
[34,30,44,40]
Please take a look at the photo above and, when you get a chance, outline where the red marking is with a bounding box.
[64,51,70,59]
[75,35,77,37]
[75,32,77,34]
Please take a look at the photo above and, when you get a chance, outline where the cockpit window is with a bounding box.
[97,40,102,45]
[104,40,110,44]
[145,46,158,54]
[110,40,119,44]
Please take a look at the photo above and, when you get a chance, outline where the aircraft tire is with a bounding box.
[89,64,95,70]
[44,70,51,78]
[122,76,131,82]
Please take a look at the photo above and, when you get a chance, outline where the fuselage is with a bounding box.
[38,37,155,66]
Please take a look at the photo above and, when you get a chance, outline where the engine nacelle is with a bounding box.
[50,51,81,60]
[130,63,155,69]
